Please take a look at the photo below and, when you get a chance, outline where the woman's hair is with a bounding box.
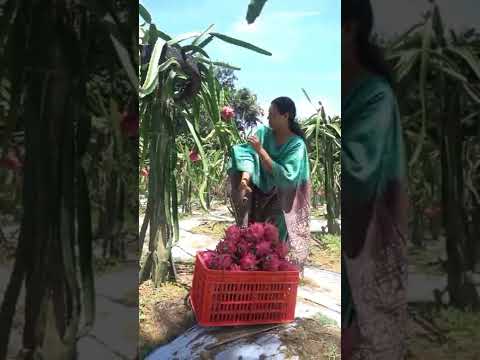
[271,97,306,143]
[342,0,393,85]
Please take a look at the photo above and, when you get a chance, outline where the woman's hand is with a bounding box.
[247,136,262,153]
[248,135,274,173]
[239,178,252,202]
[239,178,252,193]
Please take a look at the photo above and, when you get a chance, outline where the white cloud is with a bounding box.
[270,11,323,19]
[296,96,340,120]
[227,8,314,63]
[319,97,341,118]
[232,10,323,35]
[296,99,318,119]
[232,19,262,34]
[270,51,289,63]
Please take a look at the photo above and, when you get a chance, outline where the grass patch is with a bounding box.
[311,207,326,218]
[308,234,341,272]
[407,303,480,359]
[190,220,231,240]
[279,317,340,359]
[94,257,122,275]
[315,234,341,257]
[300,277,319,288]
[408,238,446,275]
[312,313,338,327]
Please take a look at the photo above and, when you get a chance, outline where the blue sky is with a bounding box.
[141,0,341,120]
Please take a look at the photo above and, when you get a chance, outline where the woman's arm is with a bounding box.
[248,136,273,173]
[258,148,273,173]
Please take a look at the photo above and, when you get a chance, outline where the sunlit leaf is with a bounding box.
[140,38,166,97]
[139,3,152,23]
[210,32,272,56]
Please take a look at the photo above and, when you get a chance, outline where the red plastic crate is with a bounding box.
[189,251,300,327]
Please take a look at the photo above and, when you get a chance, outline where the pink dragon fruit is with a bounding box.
[278,260,298,271]
[216,240,236,255]
[240,253,258,271]
[217,254,234,270]
[225,225,242,244]
[121,111,139,138]
[0,150,22,170]
[246,222,265,243]
[236,240,251,257]
[221,106,235,121]
[200,250,217,268]
[274,243,289,259]
[240,227,251,241]
[209,254,221,269]
[263,223,280,244]
[255,240,272,257]
[229,263,242,271]
[189,150,201,162]
[263,254,281,272]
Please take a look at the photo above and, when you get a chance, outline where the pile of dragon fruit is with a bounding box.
[199,222,298,272]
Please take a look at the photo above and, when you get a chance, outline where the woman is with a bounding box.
[341,0,409,359]
[228,97,311,271]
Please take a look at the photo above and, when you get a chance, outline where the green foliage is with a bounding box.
[386,0,480,308]
[301,91,341,234]
[138,1,272,286]
[313,233,341,258]
[230,87,264,131]
[246,0,268,24]
[0,1,138,357]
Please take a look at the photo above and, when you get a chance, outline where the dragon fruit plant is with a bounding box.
[199,222,298,272]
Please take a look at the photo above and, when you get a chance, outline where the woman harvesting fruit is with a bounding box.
[227,96,311,273]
